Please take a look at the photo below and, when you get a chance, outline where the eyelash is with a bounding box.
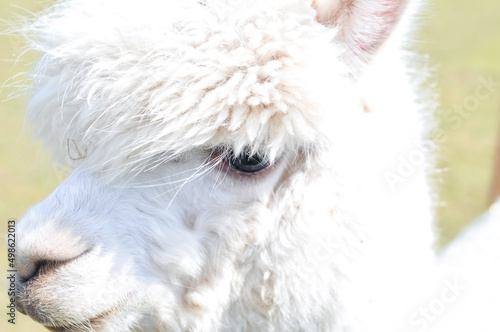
[226,149,271,174]
[209,147,274,176]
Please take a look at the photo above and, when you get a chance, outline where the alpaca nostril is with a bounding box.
[18,248,91,284]
[16,217,93,283]
[19,260,60,284]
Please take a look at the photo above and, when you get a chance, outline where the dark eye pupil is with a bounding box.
[228,149,270,174]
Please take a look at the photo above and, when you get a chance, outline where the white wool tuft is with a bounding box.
[24,0,356,179]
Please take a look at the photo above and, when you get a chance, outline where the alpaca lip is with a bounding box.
[46,325,83,332]
[44,309,113,332]
[18,296,117,332]
[16,301,27,316]
[46,323,99,332]
[46,324,95,332]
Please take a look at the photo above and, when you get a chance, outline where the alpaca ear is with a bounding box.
[312,0,407,61]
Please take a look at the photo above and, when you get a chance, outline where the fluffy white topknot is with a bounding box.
[24,0,357,179]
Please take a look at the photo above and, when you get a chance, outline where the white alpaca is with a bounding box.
[15,0,447,331]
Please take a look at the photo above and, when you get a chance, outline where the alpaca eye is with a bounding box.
[228,149,270,174]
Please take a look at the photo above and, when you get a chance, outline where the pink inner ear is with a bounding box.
[356,1,405,53]
[314,0,407,56]
[312,0,345,24]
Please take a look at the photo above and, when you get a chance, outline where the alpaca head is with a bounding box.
[15,0,412,330]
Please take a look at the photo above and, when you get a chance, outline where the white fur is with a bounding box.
[16,0,437,331]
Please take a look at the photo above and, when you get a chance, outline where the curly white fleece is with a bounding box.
[24,0,359,178]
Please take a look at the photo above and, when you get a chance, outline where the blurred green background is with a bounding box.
[1,0,499,331]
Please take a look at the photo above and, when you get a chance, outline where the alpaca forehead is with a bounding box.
[29,0,353,176]
[139,3,343,149]
[126,1,346,149]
